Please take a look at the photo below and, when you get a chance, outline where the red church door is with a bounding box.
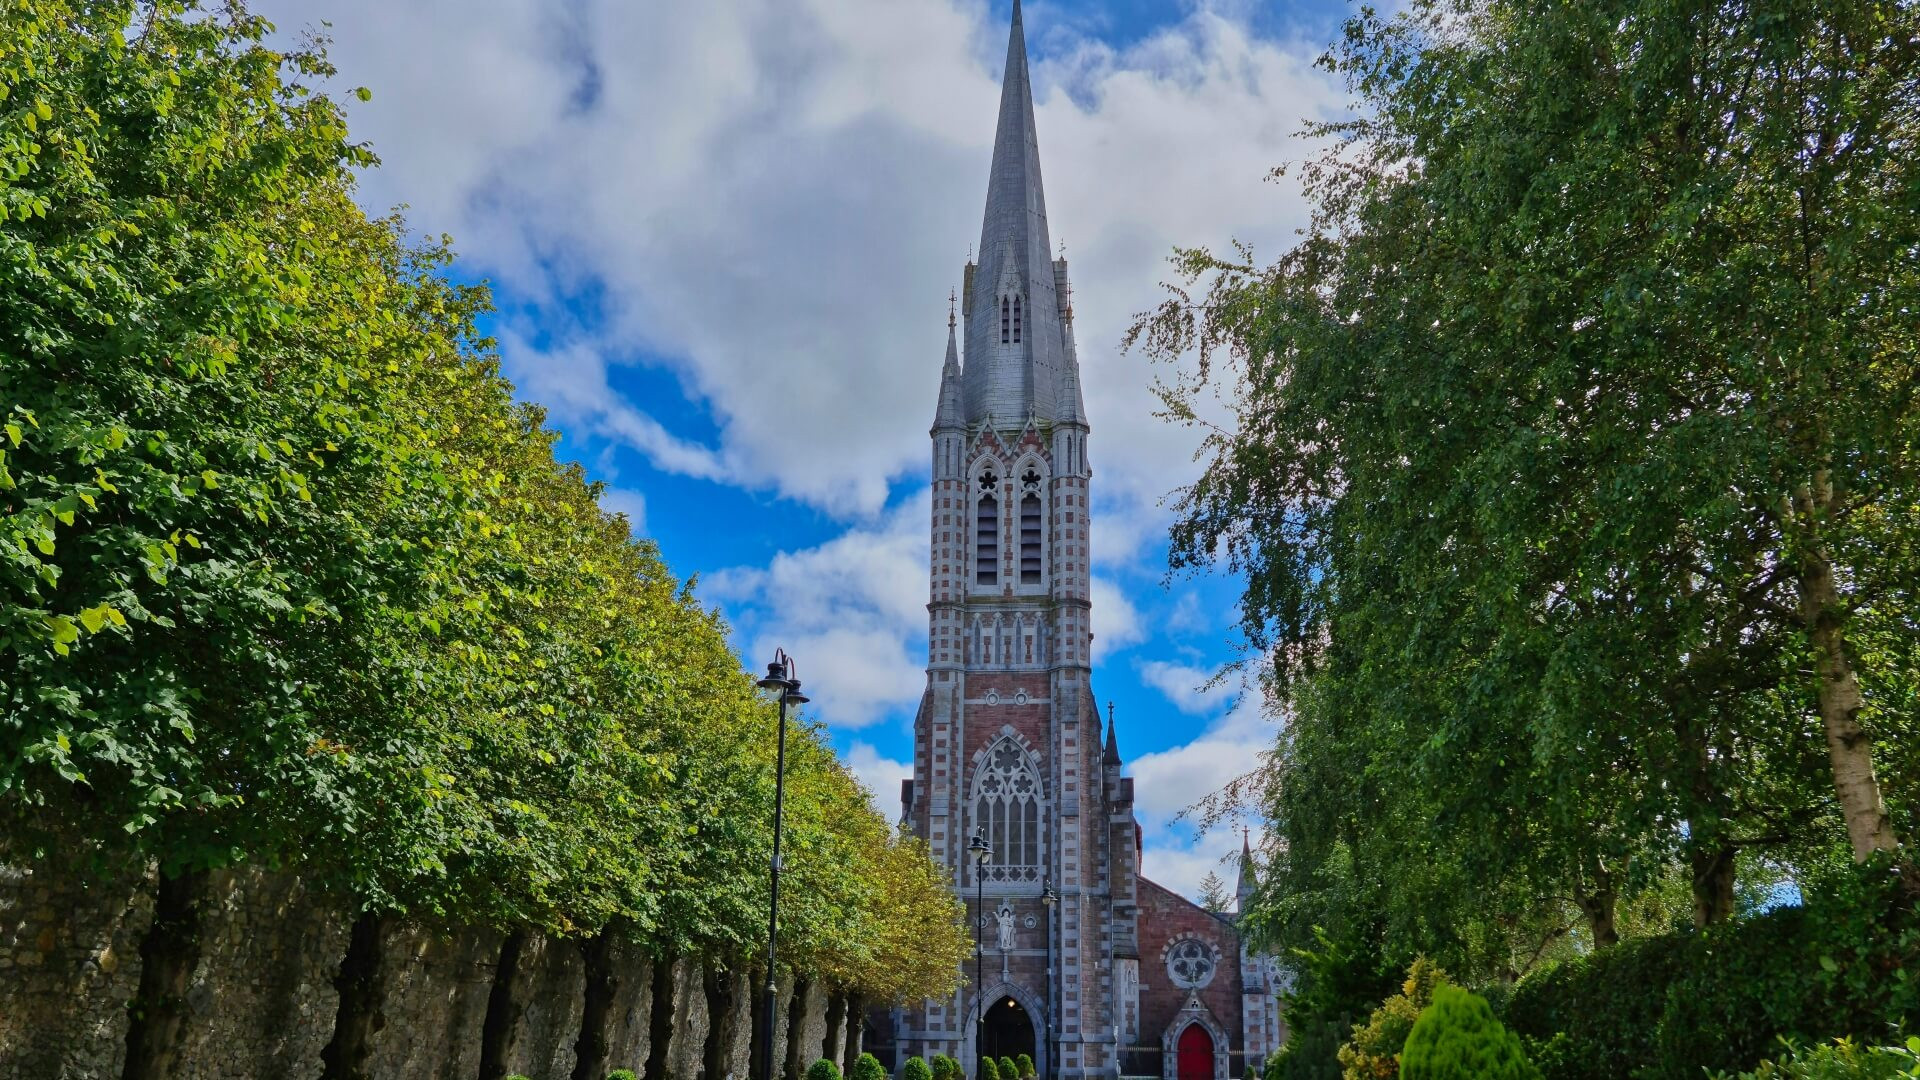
[1176,1024,1214,1080]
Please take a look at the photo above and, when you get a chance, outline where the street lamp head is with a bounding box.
[758,648,797,692]
[969,827,993,866]
[783,679,809,707]
[1042,879,1059,907]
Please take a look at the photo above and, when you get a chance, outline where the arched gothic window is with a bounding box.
[975,737,1043,883]
[1012,296,1022,343]
[1001,297,1011,344]
[1020,494,1042,584]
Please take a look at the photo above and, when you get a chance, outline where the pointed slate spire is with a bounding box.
[934,291,964,430]
[1103,700,1121,766]
[1238,828,1257,895]
[964,0,1071,426]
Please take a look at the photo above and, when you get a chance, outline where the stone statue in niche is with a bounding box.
[996,902,1016,951]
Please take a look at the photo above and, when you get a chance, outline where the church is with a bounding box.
[869,5,1286,1080]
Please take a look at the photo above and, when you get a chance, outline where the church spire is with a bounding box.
[1103,700,1122,766]
[964,0,1074,427]
[933,300,963,431]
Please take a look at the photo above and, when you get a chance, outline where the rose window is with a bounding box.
[1166,940,1216,988]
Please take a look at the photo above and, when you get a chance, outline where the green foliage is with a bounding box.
[1268,922,1403,1080]
[1132,0,1920,997]
[1712,1039,1920,1080]
[1340,958,1451,1080]
[808,1058,844,1080]
[905,1057,934,1080]
[852,1053,888,1080]
[0,0,966,1006]
[980,1057,1001,1080]
[607,1072,640,1080]
[998,1055,1017,1080]
[1016,1054,1035,1078]
[930,1055,954,1080]
[1399,986,1539,1080]
[1503,863,1920,1080]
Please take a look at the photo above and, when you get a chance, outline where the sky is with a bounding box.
[258,0,1357,903]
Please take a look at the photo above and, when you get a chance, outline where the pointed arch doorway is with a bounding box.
[1175,1023,1214,1080]
[983,994,1036,1068]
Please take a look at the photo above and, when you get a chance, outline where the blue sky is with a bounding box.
[264,0,1357,900]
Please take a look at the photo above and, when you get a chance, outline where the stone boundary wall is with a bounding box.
[0,866,866,1080]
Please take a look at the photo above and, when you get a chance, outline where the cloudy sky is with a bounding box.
[261,0,1353,902]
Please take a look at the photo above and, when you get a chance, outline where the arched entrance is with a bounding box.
[982,994,1036,1068]
[1175,1023,1214,1080]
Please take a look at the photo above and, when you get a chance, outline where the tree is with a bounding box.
[1199,872,1231,913]
[1398,986,1538,1080]
[1130,0,1920,985]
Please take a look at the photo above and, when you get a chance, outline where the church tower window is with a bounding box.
[1020,494,1042,583]
[976,471,1000,586]
[975,737,1043,883]
[1001,296,1011,344]
[1012,296,1022,343]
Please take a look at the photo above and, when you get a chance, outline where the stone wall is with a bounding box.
[173,866,351,1080]
[359,920,502,1080]
[0,864,838,1080]
[0,862,152,1080]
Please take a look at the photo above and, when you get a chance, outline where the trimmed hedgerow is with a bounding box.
[1502,864,1920,1080]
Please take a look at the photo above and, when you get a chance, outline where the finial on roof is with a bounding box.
[1238,827,1258,893]
[949,287,957,330]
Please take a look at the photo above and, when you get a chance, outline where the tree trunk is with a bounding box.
[1799,525,1901,860]
[645,952,678,1080]
[573,931,622,1080]
[783,977,811,1080]
[703,963,739,1080]
[1690,843,1736,927]
[477,927,531,1080]
[822,990,847,1068]
[1575,887,1618,949]
[841,994,865,1077]
[123,868,208,1080]
[321,910,390,1080]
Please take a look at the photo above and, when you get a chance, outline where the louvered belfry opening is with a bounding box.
[976,492,1000,585]
[1020,494,1042,583]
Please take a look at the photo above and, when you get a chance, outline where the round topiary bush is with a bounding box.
[931,1055,955,1080]
[905,1056,935,1080]
[607,1072,640,1080]
[808,1059,845,1080]
[853,1052,889,1080]
[980,1057,1002,1080]
[1016,1054,1036,1079]
[1399,985,1540,1080]
[998,1055,1017,1080]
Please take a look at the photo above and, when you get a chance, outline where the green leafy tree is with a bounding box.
[1339,958,1450,1080]
[1398,986,1539,1080]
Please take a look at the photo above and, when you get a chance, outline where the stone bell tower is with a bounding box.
[895,3,1142,1077]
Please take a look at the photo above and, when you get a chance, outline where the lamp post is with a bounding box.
[1041,878,1059,1080]
[759,650,808,1080]
[969,827,993,1076]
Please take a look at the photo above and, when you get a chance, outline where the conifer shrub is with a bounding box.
[809,1059,844,1080]
[999,1055,1018,1080]
[853,1054,889,1080]
[931,1056,954,1080]
[905,1056,935,1080]
[1398,986,1539,1080]
[980,1057,1002,1080]
[1017,1053,1036,1078]
[1340,957,1450,1080]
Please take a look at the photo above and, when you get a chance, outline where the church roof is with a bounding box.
[963,0,1080,428]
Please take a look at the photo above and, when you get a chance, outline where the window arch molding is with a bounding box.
[971,460,1004,589]
[968,728,1048,887]
[1012,455,1048,588]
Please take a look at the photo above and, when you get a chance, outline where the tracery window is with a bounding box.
[974,737,1043,883]
[1166,940,1217,988]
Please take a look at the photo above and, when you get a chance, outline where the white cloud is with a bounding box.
[1089,576,1144,660]
[268,0,1340,530]
[1129,692,1277,902]
[846,741,913,821]
[704,492,931,729]
[1136,658,1221,715]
